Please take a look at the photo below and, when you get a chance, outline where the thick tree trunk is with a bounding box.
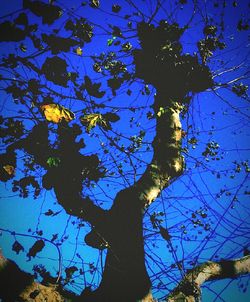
[82,93,185,301]
[82,188,152,301]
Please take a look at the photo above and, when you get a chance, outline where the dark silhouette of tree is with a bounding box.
[0,1,249,301]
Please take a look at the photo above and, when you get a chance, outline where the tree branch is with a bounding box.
[136,93,184,206]
[167,255,250,302]
[0,250,76,302]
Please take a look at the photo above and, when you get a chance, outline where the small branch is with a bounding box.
[167,255,250,302]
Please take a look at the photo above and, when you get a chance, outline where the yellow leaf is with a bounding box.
[76,47,83,56]
[3,165,15,176]
[41,104,75,123]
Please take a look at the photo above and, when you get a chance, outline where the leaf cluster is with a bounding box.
[133,21,214,98]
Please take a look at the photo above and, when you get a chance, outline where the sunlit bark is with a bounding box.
[167,255,250,302]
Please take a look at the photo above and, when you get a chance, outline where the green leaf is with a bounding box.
[107,36,116,46]
[47,157,61,167]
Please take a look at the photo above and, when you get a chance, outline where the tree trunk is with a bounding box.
[82,188,152,301]
[82,93,185,301]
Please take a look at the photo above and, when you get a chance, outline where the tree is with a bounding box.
[0,0,249,301]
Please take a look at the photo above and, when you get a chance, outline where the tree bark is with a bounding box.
[1,249,250,302]
[0,249,73,301]
[82,92,185,301]
[167,255,250,302]
[82,188,151,301]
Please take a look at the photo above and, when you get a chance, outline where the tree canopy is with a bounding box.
[0,1,249,301]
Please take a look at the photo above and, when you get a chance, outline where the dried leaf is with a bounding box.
[81,113,107,132]
[90,0,100,8]
[41,104,75,123]
[3,165,15,176]
[93,62,102,73]
[76,47,83,55]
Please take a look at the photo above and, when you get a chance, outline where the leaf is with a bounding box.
[84,76,105,98]
[237,19,249,31]
[41,56,69,87]
[3,165,15,176]
[0,21,26,42]
[107,77,123,96]
[41,104,75,123]
[44,209,54,216]
[122,42,132,52]
[46,156,61,168]
[20,43,27,52]
[14,13,28,26]
[81,113,107,132]
[89,0,100,8]
[112,4,121,13]
[12,176,41,198]
[103,112,120,123]
[76,47,83,55]
[232,83,248,97]
[93,62,102,73]
[107,37,116,46]
[27,240,45,259]
[65,18,93,43]
[12,240,24,254]
[44,209,61,216]
[0,152,17,181]
[42,34,78,54]
[111,25,123,37]
[51,233,58,242]
[23,0,63,25]
[159,226,171,241]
